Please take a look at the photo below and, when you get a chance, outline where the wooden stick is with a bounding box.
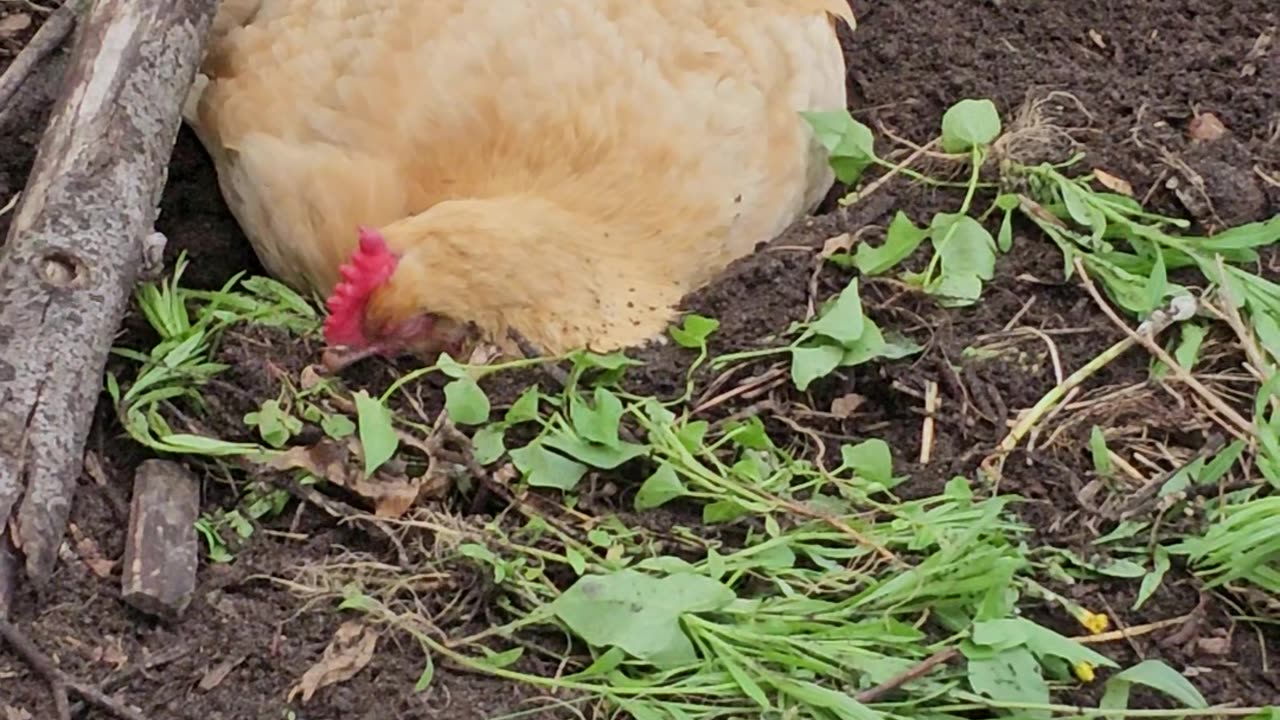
[0,0,218,584]
[120,460,200,620]
[0,0,85,118]
[919,380,938,465]
[854,647,959,703]
[0,532,16,619]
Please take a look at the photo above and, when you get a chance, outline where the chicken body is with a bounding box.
[186,0,852,357]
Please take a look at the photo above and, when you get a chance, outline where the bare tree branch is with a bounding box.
[0,0,217,585]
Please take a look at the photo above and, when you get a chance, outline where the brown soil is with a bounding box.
[3,1,1279,717]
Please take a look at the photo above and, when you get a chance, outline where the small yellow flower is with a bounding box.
[1079,609,1110,635]
[1073,661,1096,683]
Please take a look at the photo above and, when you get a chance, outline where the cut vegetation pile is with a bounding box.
[1,1,1278,718]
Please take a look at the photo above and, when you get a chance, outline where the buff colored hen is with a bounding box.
[184,0,854,366]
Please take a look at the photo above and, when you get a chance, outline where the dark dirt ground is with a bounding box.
[2,1,1279,718]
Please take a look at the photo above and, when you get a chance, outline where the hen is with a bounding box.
[184,0,854,365]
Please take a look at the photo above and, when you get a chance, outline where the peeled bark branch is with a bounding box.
[0,0,217,586]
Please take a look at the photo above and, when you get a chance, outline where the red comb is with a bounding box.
[323,227,399,346]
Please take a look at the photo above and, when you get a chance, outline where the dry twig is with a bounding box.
[0,0,82,114]
[920,380,938,464]
[854,647,960,703]
[0,618,149,720]
[1073,258,1254,440]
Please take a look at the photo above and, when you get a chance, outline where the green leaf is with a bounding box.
[320,413,356,440]
[854,211,928,275]
[994,193,1020,211]
[747,541,795,571]
[1101,660,1208,710]
[567,350,643,384]
[510,441,588,490]
[338,584,377,612]
[932,213,997,280]
[1155,323,1207,378]
[225,510,253,539]
[244,399,302,448]
[719,653,769,708]
[642,397,677,427]
[1201,215,1280,250]
[875,330,925,360]
[353,390,398,475]
[1094,558,1149,579]
[1087,260,1156,315]
[565,546,587,575]
[635,463,688,510]
[940,98,1002,152]
[1089,426,1112,476]
[838,316,922,366]
[1134,547,1170,611]
[615,701,669,720]
[675,421,709,453]
[1023,626,1116,668]
[636,556,697,575]
[472,425,507,465]
[160,434,262,457]
[777,679,880,720]
[726,416,773,450]
[927,273,983,305]
[476,647,524,670]
[549,569,736,668]
[458,542,498,564]
[972,618,1117,668]
[803,109,861,153]
[841,439,893,485]
[544,429,648,469]
[570,387,625,448]
[925,212,995,306]
[1060,183,1107,235]
[444,377,490,426]
[803,110,878,184]
[505,388,541,423]
[791,343,844,391]
[1142,248,1168,313]
[967,647,1050,712]
[414,653,436,692]
[1094,521,1148,545]
[436,352,468,379]
[1254,310,1280,366]
[670,314,720,348]
[997,206,1015,253]
[807,279,866,345]
[704,499,751,525]
[1198,439,1245,486]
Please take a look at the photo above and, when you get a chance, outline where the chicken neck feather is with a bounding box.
[366,194,691,356]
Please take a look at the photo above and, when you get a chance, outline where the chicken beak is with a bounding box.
[318,316,483,374]
[319,343,388,373]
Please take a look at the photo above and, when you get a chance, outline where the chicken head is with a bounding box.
[321,228,474,369]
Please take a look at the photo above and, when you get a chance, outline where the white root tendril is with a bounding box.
[1138,293,1199,335]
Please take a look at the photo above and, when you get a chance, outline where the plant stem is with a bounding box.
[919,146,988,287]
[936,694,1267,718]
[996,334,1135,454]
[709,346,791,368]
[380,356,551,403]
